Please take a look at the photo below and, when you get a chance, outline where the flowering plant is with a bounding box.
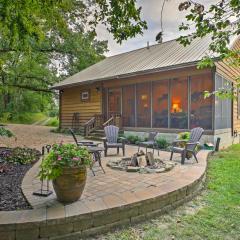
[39,143,92,180]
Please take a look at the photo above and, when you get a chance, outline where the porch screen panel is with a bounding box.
[136,82,151,127]
[170,78,188,129]
[108,88,121,116]
[215,74,232,129]
[122,85,135,127]
[190,73,213,130]
[152,80,169,128]
[215,74,222,129]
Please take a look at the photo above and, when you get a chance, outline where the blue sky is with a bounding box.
[96,0,217,56]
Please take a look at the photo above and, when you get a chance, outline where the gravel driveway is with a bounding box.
[0,124,74,150]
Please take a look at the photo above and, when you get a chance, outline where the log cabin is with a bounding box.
[52,36,240,148]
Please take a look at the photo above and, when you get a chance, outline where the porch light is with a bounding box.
[141,94,148,100]
[172,103,182,113]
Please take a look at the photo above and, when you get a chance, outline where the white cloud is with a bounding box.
[96,0,217,56]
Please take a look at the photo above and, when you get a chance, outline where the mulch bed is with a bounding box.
[0,148,40,211]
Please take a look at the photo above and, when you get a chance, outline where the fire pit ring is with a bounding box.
[106,151,176,173]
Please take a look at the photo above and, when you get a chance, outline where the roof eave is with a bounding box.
[51,59,218,90]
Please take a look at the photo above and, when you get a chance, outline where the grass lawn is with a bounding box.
[0,112,59,127]
[44,116,59,127]
[98,145,240,240]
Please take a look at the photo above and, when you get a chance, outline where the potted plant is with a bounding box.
[39,143,92,203]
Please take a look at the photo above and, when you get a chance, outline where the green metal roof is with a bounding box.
[53,36,213,89]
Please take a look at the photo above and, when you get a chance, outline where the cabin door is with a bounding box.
[107,88,122,118]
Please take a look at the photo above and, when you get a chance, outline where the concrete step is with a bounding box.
[94,129,104,133]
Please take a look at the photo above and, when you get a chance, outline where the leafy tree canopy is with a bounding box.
[159,0,240,98]
[0,0,147,123]
[0,0,147,91]
[178,0,240,98]
[0,0,147,51]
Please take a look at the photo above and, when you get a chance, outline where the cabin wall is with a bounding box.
[215,37,240,142]
[60,84,102,129]
[215,38,240,147]
[60,65,214,134]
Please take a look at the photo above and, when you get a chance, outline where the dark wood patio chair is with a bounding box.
[103,125,126,157]
[170,127,204,164]
[138,132,158,154]
[69,128,98,147]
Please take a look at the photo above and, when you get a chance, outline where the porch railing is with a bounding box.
[83,114,104,137]
[84,113,122,136]
[103,113,122,128]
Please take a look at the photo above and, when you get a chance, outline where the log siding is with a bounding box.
[60,84,102,129]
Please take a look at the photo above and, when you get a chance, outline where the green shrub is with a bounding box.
[127,135,142,144]
[0,127,14,137]
[0,112,12,123]
[48,109,59,117]
[143,136,148,141]
[39,143,92,180]
[2,147,41,165]
[156,137,169,149]
[46,117,59,127]
[178,131,190,140]
[118,133,125,138]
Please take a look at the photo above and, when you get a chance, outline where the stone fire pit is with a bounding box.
[107,151,176,174]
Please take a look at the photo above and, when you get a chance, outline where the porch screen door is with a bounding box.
[108,88,122,118]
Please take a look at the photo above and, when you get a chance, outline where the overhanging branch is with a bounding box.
[0,83,54,93]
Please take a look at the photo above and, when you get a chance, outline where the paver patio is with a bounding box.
[0,125,211,240]
[23,145,205,209]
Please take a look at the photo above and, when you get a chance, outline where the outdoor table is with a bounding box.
[87,146,105,176]
[77,141,99,146]
[80,142,100,147]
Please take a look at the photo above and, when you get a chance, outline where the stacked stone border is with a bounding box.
[0,151,211,240]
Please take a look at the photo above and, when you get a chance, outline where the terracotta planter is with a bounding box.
[52,166,87,203]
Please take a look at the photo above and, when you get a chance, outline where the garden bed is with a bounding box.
[0,147,41,211]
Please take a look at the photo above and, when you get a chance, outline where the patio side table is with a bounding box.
[87,146,105,176]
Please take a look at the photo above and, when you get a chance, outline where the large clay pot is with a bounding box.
[52,166,87,203]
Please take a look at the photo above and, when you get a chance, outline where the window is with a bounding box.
[152,80,169,128]
[122,85,135,127]
[80,90,90,101]
[136,82,151,127]
[190,73,213,130]
[170,78,188,129]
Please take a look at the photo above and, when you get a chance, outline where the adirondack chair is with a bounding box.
[170,127,204,164]
[138,132,158,154]
[103,125,125,157]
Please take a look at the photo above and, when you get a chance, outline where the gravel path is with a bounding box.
[0,161,34,211]
[0,124,74,150]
